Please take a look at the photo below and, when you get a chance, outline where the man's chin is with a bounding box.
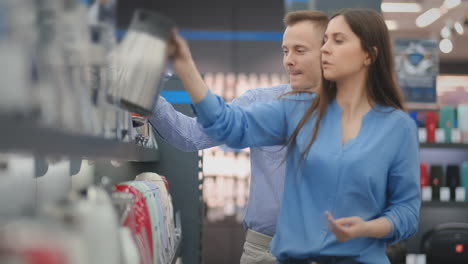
[290,82,305,91]
[291,84,316,93]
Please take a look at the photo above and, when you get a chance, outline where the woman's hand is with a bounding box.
[167,30,194,73]
[166,30,208,103]
[325,211,368,242]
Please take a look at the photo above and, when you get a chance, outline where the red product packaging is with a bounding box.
[115,184,153,264]
[425,111,438,143]
[420,163,429,188]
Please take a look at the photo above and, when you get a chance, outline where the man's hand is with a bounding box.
[325,211,368,242]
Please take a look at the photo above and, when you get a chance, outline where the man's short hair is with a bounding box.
[283,10,328,34]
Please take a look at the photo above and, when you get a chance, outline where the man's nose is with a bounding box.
[284,53,295,66]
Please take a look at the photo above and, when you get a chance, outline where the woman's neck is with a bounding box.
[335,72,372,118]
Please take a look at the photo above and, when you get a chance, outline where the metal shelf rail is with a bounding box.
[420,143,468,149]
[0,114,159,162]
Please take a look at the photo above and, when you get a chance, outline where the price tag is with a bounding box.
[456,187,466,202]
[421,186,432,201]
[435,128,445,143]
[406,254,416,264]
[440,187,450,202]
[418,128,427,143]
[416,254,426,264]
[452,129,462,143]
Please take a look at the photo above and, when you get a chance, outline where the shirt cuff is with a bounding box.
[152,96,167,115]
[191,89,223,127]
[381,215,396,240]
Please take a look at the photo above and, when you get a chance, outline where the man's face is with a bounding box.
[282,21,323,91]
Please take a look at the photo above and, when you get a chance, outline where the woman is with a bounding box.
[169,8,420,264]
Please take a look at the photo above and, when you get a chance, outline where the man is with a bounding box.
[150,10,328,264]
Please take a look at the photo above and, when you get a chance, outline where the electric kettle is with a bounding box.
[110,9,175,116]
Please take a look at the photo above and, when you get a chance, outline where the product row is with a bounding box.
[202,147,250,222]
[0,0,171,145]
[410,106,468,144]
[420,162,468,202]
[202,72,288,102]
[0,172,180,264]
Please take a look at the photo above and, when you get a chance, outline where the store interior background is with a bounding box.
[1,0,468,263]
[136,0,468,263]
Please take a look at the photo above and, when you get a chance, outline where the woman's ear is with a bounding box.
[364,57,371,66]
[372,46,378,60]
[365,46,378,66]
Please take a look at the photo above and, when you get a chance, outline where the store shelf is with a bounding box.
[171,235,182,264]
[420,143,468,149]
[422,201,468,207]
[170,212,183,264]
[405,102,439,111]
[0,114,159,162]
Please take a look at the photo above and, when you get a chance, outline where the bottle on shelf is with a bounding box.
[425,111,438,143]
[419,163,429,195]
[412,111,427,143]
[430,165,444,201]
[463,162,468,201]
[446,165,460,201]
[458,104,468,143]
[0,0,38,117]
[439,106,455,143]
[420,163,429,189]
[451,108,462,143]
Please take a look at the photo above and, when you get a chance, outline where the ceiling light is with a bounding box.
[381,3,422,13]
[385,20,399,31]
[439,38,453,53]
[454,21,464,35]
[441,26,452,38]
[443,0,461,9]
[416,8,442,28]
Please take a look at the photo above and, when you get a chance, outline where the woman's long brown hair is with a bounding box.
[285,8,405,167]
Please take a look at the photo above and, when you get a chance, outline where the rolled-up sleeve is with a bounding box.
[382,121,421,244]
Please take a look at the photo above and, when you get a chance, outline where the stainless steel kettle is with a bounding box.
[110,9,174,116]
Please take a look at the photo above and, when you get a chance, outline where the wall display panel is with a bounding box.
[395,39,439,104]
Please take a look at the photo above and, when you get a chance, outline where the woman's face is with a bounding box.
[321,15,370,82]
